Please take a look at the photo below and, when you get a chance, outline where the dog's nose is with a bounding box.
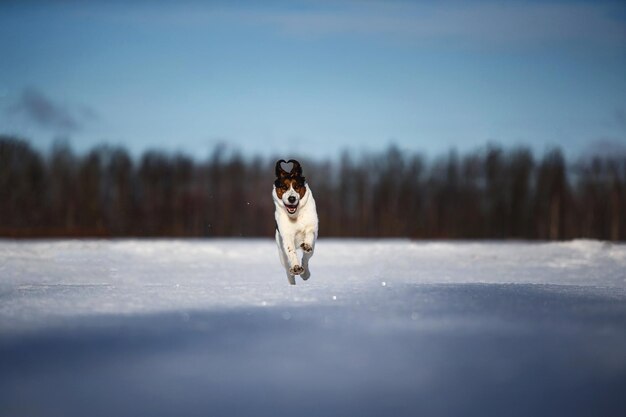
[288,196,296,204]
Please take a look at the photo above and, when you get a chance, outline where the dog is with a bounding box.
[273,159,318,285]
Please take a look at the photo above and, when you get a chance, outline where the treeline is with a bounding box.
[1,135,624,240]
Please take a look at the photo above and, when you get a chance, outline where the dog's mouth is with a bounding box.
[285,203,298,214]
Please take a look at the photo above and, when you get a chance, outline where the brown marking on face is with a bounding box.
[275,177,306,199]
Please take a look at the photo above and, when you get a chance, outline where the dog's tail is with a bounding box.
[287,159,302,177]
[275,159,288,177]
[275,159,303,178]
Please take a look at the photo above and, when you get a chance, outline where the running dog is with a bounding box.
[273,159,318,285]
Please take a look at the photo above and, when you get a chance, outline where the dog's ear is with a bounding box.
[287,159,302,177]
[275,159,289,178]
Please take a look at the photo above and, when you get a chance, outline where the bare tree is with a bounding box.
[0,135,624,240]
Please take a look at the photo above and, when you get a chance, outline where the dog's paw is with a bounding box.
[289,265,305,276]
[300,243,313,253]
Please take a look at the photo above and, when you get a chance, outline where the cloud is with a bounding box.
[6,87,96,132]
[234,1,626,47]
[583,137,626,159]
[83,1,625,48]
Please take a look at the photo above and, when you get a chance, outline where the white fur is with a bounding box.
[273,183,318,285]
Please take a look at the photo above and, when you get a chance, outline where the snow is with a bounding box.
[1,239,625,416]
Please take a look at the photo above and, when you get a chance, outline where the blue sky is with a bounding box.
[1,0,625,160]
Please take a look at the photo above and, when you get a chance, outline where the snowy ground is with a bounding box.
[1,239,625,416]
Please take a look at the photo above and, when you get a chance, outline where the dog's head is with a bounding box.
[274,159,307,215]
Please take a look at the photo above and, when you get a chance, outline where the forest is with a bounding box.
[1,135,624,240]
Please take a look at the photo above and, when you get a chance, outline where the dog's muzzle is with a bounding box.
[285,195,298,213]
[285,202,298,214]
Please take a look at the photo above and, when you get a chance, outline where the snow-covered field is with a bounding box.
[1,239,625,416]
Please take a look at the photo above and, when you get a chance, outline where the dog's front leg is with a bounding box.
[282,238,304,277]
[300,231,316,254]
[276,231,295,284]
[300,249,313,280]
